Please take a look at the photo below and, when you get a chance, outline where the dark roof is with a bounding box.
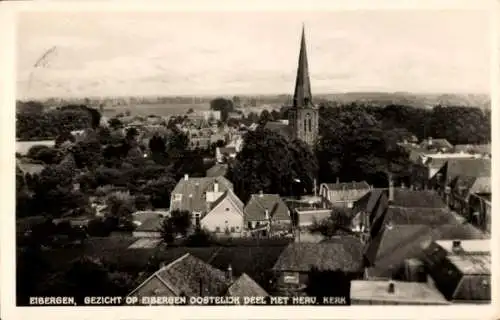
[382,207,460,226]
[445,158,491,181]
[208,188,244,213]
[365,223,488,278]
[390,189,447,208]
[273,236,363,272]
[244,194,290,222]
[323,181,370,191]
[170,176,233,213]
[218,147,237,154]
[421,243,490,301]
[128,253,228,297]
[264,122,294,140]
[225,273,268,297]
[206,163,228,177]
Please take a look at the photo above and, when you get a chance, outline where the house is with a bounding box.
[320,181,371,208]
[272,237,364,295]
[132,217,165,238]
[127,253,229,299]
[432,158,491,195]
[350,280,449,305]
[216,147,237,163]
[170,175,233,225]
[244,192,291,234]
[363,223,487,280]
[418,137,453,153]
[421,240,491,303]
[206,163,228,178]
[200,188,245,237]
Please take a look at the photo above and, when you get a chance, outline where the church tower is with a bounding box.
[288,25,319,147]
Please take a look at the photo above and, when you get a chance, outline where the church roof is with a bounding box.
[292,25,315,109]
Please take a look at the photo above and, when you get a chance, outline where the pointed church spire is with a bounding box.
[293,24,313,108]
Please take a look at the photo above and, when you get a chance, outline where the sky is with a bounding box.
[16,10,491,99]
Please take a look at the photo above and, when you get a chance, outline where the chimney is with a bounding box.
[387,281,395,294]
[214,182,219,193]
[452,240,463,254]
[259,190,264,197]
[336,177,340,185]
[265,209,270,220]
[226,265,233,282]
[184,174,189,181]
[428,137,433,146]
[388,178,394,202]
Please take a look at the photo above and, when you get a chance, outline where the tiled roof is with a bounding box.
[323,181,370,191]
[390,189,447,208]
[364,223,487,278]
[244,194,290,222]
[219,147,237,154]
[170,176,233,213]
[264,122,294,140]
[206,163,228,177]
[445,158,491,181]
[128,253,228,297]
[382,207,460,226]
[351,280,449,305]
[225,273,268,297]
[273,236,363,272]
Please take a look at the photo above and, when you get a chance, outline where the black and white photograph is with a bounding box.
[2,1,497,318]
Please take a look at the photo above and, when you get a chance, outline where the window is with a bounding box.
[215,226,221,232]
[303,119,307,132]
[247,222,252,229]
[283,272,299,284]
[236,226,240,230]
[230,227,235,232]
[173,194,182,201]
[225,208,230,211]
[308,118,312,132]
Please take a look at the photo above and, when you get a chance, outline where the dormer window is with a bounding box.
[174,194,183,201]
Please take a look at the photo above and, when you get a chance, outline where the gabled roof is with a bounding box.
[207,188,244,214]
[170,176,233,213]
[128,253,228,297]
[244,194,290,221]
[273,236,363,272]
[225,273,268,297]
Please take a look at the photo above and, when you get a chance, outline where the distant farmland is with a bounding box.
[102,102,210,118]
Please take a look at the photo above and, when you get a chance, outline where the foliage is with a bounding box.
[16,107,92,140]
[228,128,318,201]
[105,191,136,228]
[27,145,62,164]
[141,176,177,208]
[210,98,234,122]
[108,118,123,130]
[183,228,215,247]
[316,105,411,186]
[159,210,192,244]
[308,208,352,238]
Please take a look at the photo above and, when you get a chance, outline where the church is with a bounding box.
[264,26,319,147]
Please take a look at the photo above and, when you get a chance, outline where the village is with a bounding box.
[15,27,491,306]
